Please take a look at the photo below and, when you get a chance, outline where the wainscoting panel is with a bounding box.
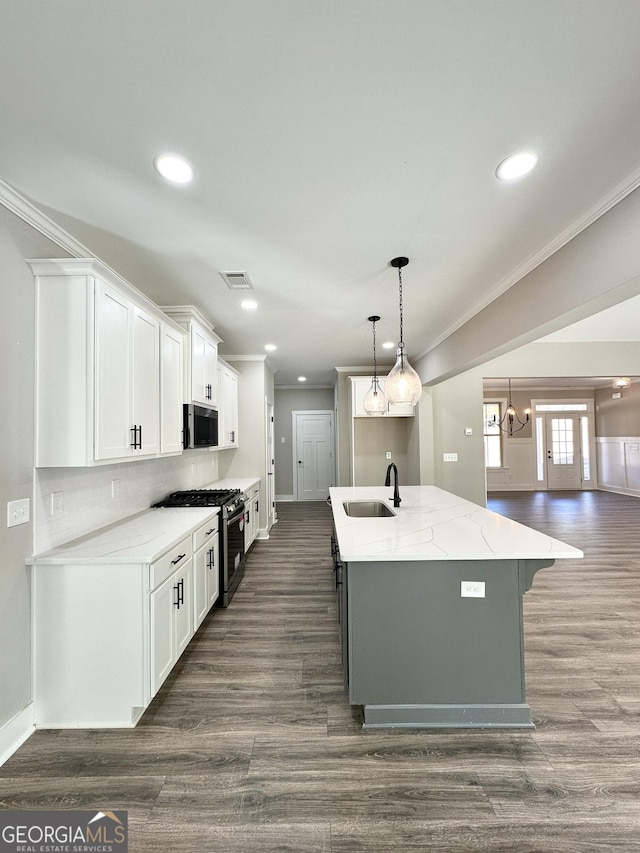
[486,438,534,491]
[597,437,640,497]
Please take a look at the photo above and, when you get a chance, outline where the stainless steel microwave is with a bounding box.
[183,404,218,449]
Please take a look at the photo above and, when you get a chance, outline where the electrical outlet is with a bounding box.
[111,479,120,499]
[7,498,30,527]
[443,453,458,462]
[386,451,392,459]
[51,491,64,516]
[461,581,485,598]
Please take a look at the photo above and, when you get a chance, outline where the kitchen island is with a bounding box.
[330,485,582,729]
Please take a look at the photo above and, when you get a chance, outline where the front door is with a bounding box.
[545,414,582,489]
[294,411,334,501]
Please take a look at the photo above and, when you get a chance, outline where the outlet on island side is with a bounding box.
[461,580,485,598]
[386,451,392,459]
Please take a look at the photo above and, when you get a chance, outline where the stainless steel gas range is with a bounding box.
[154,489,246,606]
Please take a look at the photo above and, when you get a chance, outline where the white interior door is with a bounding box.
[545,414,582,489]
[294,411,334,501]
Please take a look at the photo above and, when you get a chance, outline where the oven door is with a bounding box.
[224,504,246,598]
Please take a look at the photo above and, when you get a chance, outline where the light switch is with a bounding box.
[443,453,458,462]
[281,436,286,443]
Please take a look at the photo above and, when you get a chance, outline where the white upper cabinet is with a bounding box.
[163,307,221,408]
[160,323,185,454]
[350,376,415,418]
[217,358,239,448]
[29,258,183,466]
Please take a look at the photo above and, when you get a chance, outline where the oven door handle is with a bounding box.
[226,507,246,526]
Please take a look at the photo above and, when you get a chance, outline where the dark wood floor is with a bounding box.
[3,491,640,851]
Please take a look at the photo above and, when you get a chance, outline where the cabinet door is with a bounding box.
[95,281,133,459]
[132,306,160,455]
[150,572,176,696]
[161,324,184,453]
[216,364,228,447]
[207,535,220,608]
[204,338,218,405]
[193,543,209,628]
[191,325,217,405]
[191,325,207,404]
[174,560,194,657]
[223,369,238,445]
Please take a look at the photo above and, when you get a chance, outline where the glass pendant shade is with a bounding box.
[363,377,387,415]
[363,314,388,415]
[385,345,423,406]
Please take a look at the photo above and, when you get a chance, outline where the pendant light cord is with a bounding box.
[372,317,378,381]
[397,266,405,368]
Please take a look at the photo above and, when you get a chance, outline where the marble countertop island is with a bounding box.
[330,485,583,562]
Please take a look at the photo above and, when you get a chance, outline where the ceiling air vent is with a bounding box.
[220,270,253,290]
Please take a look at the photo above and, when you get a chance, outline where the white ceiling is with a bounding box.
[3,1,640,385]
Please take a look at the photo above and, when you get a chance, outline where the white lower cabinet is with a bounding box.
[193,525,219,628]
[244,482,260,551]
[32,510,219,729]
[150,553,193,697]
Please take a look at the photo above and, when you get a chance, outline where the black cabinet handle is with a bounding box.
[206,383,212,399]
[206,528,216,536]
[207,547,214,570]
[173,583,180,608]
[171,553,186,565]
[130,425,142,449]
[178,578,184,606]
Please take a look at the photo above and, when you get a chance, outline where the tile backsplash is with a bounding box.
[35,451,219,552]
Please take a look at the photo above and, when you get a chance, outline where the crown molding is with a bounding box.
[0,178,90,257]
[417,164,640,360]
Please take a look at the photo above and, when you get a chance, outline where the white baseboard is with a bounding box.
[0,703,35,767]
[276,494,295,502]
[487,484,535,492]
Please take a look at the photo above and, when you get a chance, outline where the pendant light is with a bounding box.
[492,378,530,436]
[363,315,388,416]
[385,256,423,406]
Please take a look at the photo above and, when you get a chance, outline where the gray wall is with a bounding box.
[0,217,42,736]
[274,387,334,497]
[595,381,640,437]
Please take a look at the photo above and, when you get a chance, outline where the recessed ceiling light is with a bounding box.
[382,341,395,349]
[495,151,537,182]
[264,344,277,352]
[153,153,194,185]
[240,299,258,310]
[298,376,307,382]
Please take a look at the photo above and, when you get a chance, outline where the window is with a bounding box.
[483,402,502,467]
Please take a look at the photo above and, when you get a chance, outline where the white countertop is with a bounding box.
[205,477,260,493]
[29,507,219,565]
[330,486,583,562]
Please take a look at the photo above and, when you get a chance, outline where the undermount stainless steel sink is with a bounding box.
[342,500,396,518]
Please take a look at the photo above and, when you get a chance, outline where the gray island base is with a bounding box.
[330,486,582,730]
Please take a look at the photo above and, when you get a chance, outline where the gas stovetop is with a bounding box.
[154,489,244,513]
